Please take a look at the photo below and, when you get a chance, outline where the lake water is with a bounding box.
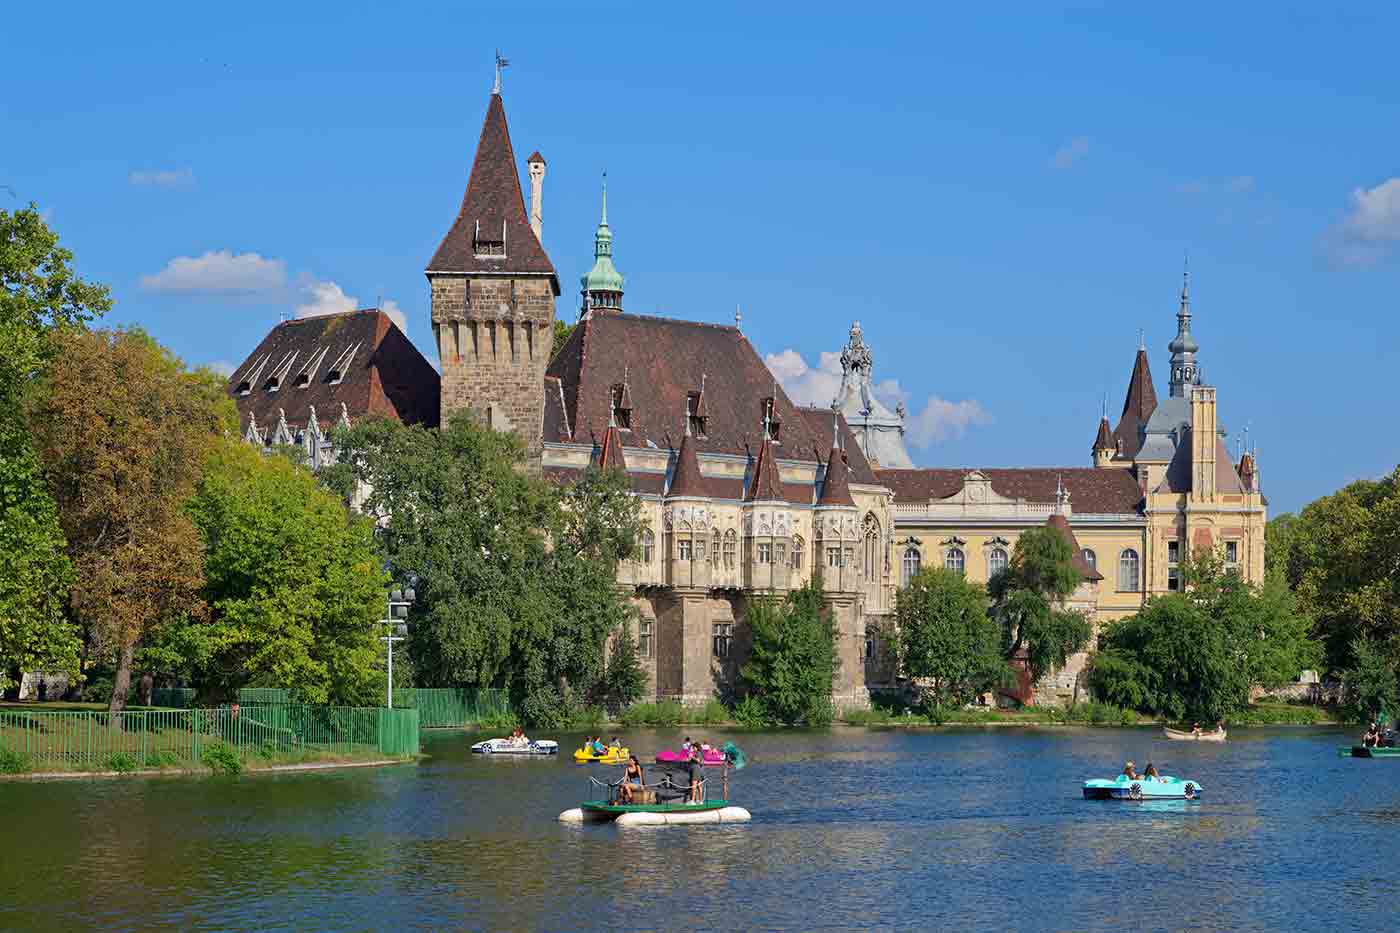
[1,725,1394,931]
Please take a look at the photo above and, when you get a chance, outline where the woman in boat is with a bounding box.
[1122,760,1139,780]
[618,756,644,803]
[1190,722,1202,737]
[1143,762,1160,781]
[1364,723,1381,748]
[686,744,704,803]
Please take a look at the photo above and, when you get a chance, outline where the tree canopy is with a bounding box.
[895,567,1006,710]
[334,412,642,726]
[988,525,1092,684]
[740,580,839,726]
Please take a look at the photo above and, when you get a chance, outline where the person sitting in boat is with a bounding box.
[618,756,644,803]
[1143,762,1160,781]
[609,736,622,749]
[588,735,605,755]
[700,740,713,754]
[681,736,693,753]
[1190,722,1202,736]
[1122,760,1139,780]
[1363,723,1381,748]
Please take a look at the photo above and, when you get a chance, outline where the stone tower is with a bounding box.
[426,85,560,457]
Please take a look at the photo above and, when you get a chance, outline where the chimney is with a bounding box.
[527,152,546,243]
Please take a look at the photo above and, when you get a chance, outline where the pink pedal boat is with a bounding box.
[656,747,726,766]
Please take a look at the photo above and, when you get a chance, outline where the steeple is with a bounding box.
[668,432,707,497]
[1112,341,1158,459]
[816,445,855,507]
[1168,265,1201,397]
[744,434,786,502]
[580,173,625,318]
[1092,407,1115,467]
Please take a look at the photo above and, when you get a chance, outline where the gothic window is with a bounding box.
[1118,549,1140,592]
[678,538,692,561]
[865,633,877,660]
[945,548,965,575]
[863,514,880,583]
[902,548,922,587]
[641,529,655,564]
[695,536,706,562]
[988,547,1008,577]
[1081,549,1097,572]
[711,529,721,566]
[723,530,737,569]
[827,546,843,568]
[791,535,804,570]
[775,541,787,566]
[712,623,732,659]
[757,542,773,564]
[639,620,653,659]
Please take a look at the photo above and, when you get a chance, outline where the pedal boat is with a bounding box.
[574,745,630,764]
[471,738,559,756]
[1083,774,1202,800]
[1338,745,1400,758]
[1163,726,1227,742]
[559,760,751,826]
[656,747,726,766]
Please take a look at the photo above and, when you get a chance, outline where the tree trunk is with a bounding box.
[137,671,154,707]
[108,641,135,727]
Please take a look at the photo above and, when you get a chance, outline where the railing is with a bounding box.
[0,705,419,770]
[145,687,512,729]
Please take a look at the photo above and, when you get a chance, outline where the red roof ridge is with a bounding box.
[609,310,740,332]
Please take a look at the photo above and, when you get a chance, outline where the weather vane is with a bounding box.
[492,50,510,95]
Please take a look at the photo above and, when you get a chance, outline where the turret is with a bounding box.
[580,175,625,318]
[1168,268,1201,398]
[527,151,546,243]
[1092,397,1115,467]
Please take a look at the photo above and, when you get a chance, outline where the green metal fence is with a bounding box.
[0,705,419,770]
[146,687,513,728]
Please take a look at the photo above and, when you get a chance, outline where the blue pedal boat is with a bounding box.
[1083,774,1202,800]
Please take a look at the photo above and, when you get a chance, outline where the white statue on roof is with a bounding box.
[832,321,914,469]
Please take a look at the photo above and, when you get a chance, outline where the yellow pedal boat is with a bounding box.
[574,746,629,764]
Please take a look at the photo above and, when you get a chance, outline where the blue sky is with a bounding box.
[6,3,1398,514]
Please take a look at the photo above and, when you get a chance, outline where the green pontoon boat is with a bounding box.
[558,746,751,826]
[1338,745,1400,758]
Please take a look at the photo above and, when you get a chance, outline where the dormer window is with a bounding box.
[326,369,344,386]
[472,219,506,258]
[687,392,707,438]
[265,376,280,393]
[293,372,310,389]
[611,383,632,429]
[236,381,251,397]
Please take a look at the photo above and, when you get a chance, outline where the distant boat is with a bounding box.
[1163,726,1227,742]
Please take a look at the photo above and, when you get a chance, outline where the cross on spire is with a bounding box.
[492,50,509,96]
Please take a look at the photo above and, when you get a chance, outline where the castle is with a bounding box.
[228,80,1267,708]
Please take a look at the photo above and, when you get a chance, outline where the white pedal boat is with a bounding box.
[471,738,559,755]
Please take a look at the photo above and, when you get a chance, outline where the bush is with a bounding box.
[686,700,730,725]
[81,677,113,704]
[150,750,183,768]
[730,696,770,729]
[104,752,139,773]
[1227,703,1326,726]
[841,706,895,726]
[741,581,838,726]
[619,701,683,727]
[0,747,31,774]
[477,710,518,731]
[569,706,607,730]
[1048,701,1137,726]
[201,741,242,775]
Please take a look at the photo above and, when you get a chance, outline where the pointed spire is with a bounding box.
[744,435,786,502]
[1093,414,1114,454]
[668,432,707,497]
[579,171,623,313]
[1168,261,1201,397]
[817,443,855,507]
[593,389,628,472]
[1111,340,1158,459]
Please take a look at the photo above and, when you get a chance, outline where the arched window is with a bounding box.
[862,514,880,583]
[791,535,804,570]
[710,529,721,566]
[988,547,1008,577]
[1081,548,1097,572]
[641,529,655,564]
[945,548,965,575]
[723,530,737,569]
[901,548,922,587]
[1118,549,1140,592]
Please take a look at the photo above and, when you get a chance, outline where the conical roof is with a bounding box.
[1093,416,1114,453]
[593,423,627,472]
[744,436,786,502]
[427,94,557,284]
[1112,348,1157,458]
[816,445,855,506]
[667,433,707,497]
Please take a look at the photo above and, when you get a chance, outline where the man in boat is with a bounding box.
[686,744,704,803]
[1363,723,1381,748]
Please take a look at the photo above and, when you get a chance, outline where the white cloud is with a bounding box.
[1326,177,1400,267]
[295,279,407,332]
[765,348,990,450]
[129,167,195,189]
[205,360,235,377]
[1053,137,1090,169]
[140,250,286,294]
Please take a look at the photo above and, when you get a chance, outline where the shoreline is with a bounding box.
[0,756,420,782]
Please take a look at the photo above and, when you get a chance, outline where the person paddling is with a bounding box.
[1122,760,1139,780]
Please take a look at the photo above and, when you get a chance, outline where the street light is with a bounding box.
[381,582,416,708]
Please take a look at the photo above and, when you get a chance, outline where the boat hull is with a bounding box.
[1338,745,1400,758]
[471,739,559,756]
[1083,776,1202,800]
[559,801,751,825]
[1163,727,1228,742]
[656,749,726,766]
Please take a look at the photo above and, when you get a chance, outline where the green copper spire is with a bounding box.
[580,172,624,315]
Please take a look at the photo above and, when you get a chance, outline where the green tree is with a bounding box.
[600,625,648,713]
[895,567,1006,710]
[27,328,230,718]
[0,206,109,690]
[551,320,575,360]
[988,525,1092,684]
[175,438,386,705]
[1265,512,1299,581]
[334,414,640,726]
[740,580,838,726]
[1341,635,1397,724]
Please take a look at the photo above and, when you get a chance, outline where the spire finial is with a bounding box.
[1101,392,1107,420]
[1138,327,1146,351]
[492,50,509,95]
[600,170,608,226]
[735,305,742,329]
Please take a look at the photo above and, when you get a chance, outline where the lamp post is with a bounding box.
[381,583,415,708]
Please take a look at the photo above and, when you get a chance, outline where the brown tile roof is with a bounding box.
[1093,416,1113,452]
[816,447,855,507]
[593,423,627,471]
[1158,435,1246,495]
[794,405,878,486]
[426,94,557,287]
[543,465,665,496]
[874,467,1144,515]
[229,309,439,438]
[526,150,545,164]
[1047,513,1104,581]
[666,433,708,497]
[1113,349,1158,458]
[745,436,787,501]
[545,312,842,462]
